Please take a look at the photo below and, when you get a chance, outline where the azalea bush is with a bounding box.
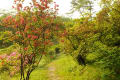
[0,52,20,76]
[1,0,64,80]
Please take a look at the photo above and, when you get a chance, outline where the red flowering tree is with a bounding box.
[1,0,62,80]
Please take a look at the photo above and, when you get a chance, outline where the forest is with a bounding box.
[0,0,120,80]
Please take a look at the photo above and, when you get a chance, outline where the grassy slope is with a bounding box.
[0,53,110,80]
[47,54,103,80]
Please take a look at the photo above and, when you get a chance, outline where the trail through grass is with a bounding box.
[48,63,61,80]
[0,54,108,80]
[47,54,103,80]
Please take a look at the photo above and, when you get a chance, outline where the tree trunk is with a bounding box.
[20,55,25,80]
[25,71,30,80]
[77,54,86,65]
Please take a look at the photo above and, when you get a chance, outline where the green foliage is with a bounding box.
[71,0,92,11]
[0,44,18,55]
[0,31,13,48]
[62,1,120,79]
[71,0,93,17]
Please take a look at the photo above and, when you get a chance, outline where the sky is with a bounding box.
[0,0,101,18]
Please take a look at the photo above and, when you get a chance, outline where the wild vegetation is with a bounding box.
[0,0,120,80]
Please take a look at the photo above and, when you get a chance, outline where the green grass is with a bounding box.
[47,54,105,80]
[30,67,48,80]
[0,53,113,80]
[0,44,18,55]
[0,67,49,80]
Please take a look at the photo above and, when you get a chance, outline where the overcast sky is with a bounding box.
[0,0,101,18]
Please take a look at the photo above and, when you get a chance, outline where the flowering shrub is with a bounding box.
[0,52,20,76]
[1,0,64,80]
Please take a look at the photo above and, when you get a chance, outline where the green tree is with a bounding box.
[71,0,93,18]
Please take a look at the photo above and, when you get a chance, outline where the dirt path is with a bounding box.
[48,63,61,80]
